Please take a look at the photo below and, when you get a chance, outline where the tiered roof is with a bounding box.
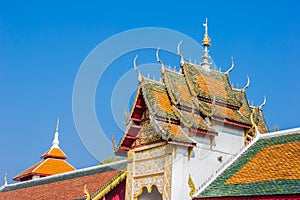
[13,120,75,181]
[194,129,300,199]
[115,22,269,155]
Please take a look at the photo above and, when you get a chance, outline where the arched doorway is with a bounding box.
[138,185,163,200]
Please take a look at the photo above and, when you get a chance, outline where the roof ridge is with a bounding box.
[142,76,164,84]
[164,67,183,76]
[31,159,48,173]
[259,127,300,139]
[184,62,225,75]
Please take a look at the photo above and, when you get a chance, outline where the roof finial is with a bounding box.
[259,96,267,109]
[225,56,234,75]
[112,134,118,152]
[133,55,143,83]
[200,18,212,70]
[56,118,59,132]
[202,18,211,47]
[52,118,60,148]
[177,41,184,65]
[242,75,250,91]
[4,173,7,186]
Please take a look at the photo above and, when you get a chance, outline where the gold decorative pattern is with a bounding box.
[188,174,196,197]
[126,144,173,200]
[84,184,90,200]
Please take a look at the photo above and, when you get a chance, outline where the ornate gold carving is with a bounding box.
[84,184,90,200]
[188,147,193,161]
[188,174,196,198]
[133,156,164,177]
[126,144,173,200]
[141,120,161,144]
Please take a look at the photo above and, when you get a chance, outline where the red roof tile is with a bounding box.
[1,168,122,200]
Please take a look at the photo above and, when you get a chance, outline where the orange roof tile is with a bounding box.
[152,90,173,114]
[174,82,193,104]
[197,75,229,99]
[34,158,75,175]
[225,141,300,185]
[41,147,67,159]
[13,161,43,181]
[13,158,75,181]
[163,123,187,138]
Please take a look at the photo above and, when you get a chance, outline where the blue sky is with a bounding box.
[0,1,299,183]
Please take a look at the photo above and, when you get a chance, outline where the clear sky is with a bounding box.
[0,0,299,183]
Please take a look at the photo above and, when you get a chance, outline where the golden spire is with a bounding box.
[201,18,212,69]
[202,18,211,46]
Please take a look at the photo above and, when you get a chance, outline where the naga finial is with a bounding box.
[177,41,184,65]
[259,96,267,109]
[133,55,143,83]
[225,56,234,75]
[156,48,166,73]
[112,134,118,152]
[124,107,130,125]
[242,75,250,91]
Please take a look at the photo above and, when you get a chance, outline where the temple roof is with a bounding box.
[115,21,269,154]
[194,129,300,198]
[1,161,126,200]
[251,106,270,134]
[182,63,241,108]
[13,120,75,181]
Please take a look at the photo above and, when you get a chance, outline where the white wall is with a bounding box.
[171,123,245,200]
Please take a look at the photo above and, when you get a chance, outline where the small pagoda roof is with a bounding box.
[40,147,67,159]
[13,158,75,181]
[194,128,300,199]
[13,119,76,182]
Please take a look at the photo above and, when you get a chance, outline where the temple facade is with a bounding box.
[0,19,299,200]
[113,19,269,200]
